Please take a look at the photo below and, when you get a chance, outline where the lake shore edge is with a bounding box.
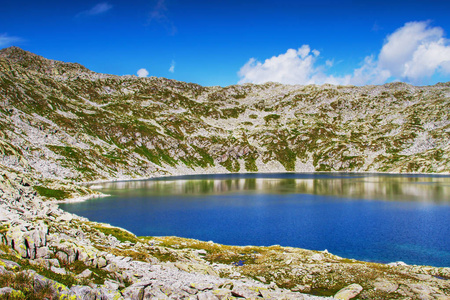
[79,170,450,186]
[2,168,450,299]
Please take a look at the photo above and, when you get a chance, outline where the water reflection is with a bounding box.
[65,173,450,266]
[95,174,450,203]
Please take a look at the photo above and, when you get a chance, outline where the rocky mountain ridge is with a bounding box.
[0,47,449,192]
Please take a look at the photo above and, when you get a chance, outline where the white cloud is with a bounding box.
[137,68,149,77]
[238,46,321,85]
[169,60,175,73]
[0,33,22,47]
[238,21,450,86]
[77,2,112,17]
[379,21,450,83]
[149,0,176,35]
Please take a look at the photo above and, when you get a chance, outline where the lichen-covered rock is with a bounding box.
[4,223,48,259]
[36,246,51,259]
[70,285,98,300]
[0,258,21,269]
[0,287,19,296]
[197,291,218,300]
[231,286,260,298]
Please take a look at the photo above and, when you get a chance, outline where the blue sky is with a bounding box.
[1,0,450,86]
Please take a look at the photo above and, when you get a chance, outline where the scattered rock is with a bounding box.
[191,282,214,291]
[334,283,363,300]
[50,266,67,275]
[231,286,260,298]
[197,291,218,300]
[373,280,398,293]
[76,268,93,279]
[388,261,408,266]
[0,258,21,269]
[0,287,16,295]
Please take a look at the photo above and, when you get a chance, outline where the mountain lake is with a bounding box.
[59,173,450,267]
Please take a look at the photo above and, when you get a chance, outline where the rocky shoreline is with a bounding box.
[1,169,450,299]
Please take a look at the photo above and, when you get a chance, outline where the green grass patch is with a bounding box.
[93,225,139,243]
[264,114,280,123]
[191,145,215,167]
[245,156,258,172]
[220,158,240,173]
[33,186,70,200]
[221,107,245,118]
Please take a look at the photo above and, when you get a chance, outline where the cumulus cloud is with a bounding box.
[169,60,175,73]
[0,33,22,47]
[379,21,450,83]
[77,2,112,17]
[137,68,149,77]
[149,0,176,35]
[238,46,321,85]
[238,21,450,86]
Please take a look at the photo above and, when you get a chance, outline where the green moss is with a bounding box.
[249,114,258,119]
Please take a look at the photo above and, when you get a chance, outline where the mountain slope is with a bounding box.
[0,47,449,185]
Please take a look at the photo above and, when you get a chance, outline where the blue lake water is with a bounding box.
[59,173,450,267]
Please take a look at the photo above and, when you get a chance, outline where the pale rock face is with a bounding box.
[35,246,51,259]
[334,284,363,299]
[0,287,18,295]
[5,224,48,259]
[50,266,67,275]
[373,280,398,293]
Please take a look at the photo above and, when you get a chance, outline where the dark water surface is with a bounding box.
[59,173,450,267]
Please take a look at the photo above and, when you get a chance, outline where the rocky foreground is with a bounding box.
[1,169,450,299]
